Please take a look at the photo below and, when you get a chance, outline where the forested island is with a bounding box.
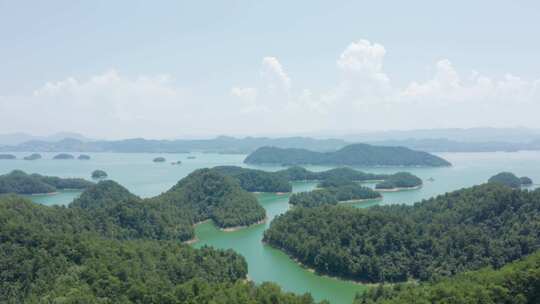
[153,156,166,162]
[264,182,540,283]
[245,144,451,167]
[212,166,292,193]
[289,184,381,208]
[488,171,533,188]
[0,153,16,159]
[78,154,91,160]
[0,170,94,194]
[91,169,108,179]
[374,172,423,190]
[0,193,320,303]
[53,153,74,159]
[355,250,540,303]
[23,153,41,160]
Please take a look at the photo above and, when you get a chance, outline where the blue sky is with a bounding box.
[1,1,540,139]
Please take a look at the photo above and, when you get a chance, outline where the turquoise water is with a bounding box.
[1,151,539,303]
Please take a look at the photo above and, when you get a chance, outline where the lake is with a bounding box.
[1,151,539,304]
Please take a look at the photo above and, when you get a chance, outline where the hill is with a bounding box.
[212,166,292,193]
[264,183,540,283]
[245,144,451,167]
[0,194,319,303]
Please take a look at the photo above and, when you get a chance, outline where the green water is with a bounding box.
[1,151,539,304]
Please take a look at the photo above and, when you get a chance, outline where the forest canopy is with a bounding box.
[264,183,540,283]
[212,165,292,193]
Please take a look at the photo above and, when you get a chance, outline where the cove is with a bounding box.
[193,183,368,304]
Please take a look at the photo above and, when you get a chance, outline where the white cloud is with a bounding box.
[260,57,291,90]
[2,40,540,138]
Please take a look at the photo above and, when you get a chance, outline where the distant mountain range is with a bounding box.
[0,132,93,146]
[0,136,347,153]
[2,128,540,153]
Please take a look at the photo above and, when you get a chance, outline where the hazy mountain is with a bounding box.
[0,132,92,146]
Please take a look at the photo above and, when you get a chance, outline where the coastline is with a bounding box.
[375,185,422,192]
[263,241,414,287]
[220,218,267,232]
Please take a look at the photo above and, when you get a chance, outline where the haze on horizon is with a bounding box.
[1,1,540,139]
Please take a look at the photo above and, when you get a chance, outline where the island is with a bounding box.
[171,160,182,165]
[374,172,423,191]
[520,176,533,186]
[264,182,540,283]
[153,156,166,162]
[212,166,292,193]
[77,154,91,160]
[289,183,381,208]
[0,154,16,160]
[91,169,108,179]
[488,172,533,188]
[23,153,42,160]
[0,170,94,194]
[53,153,74,160]
[244,143,452,167]
[187,155,196,159]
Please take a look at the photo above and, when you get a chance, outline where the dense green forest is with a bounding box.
[53,153,74,159]
[0,170,94,194]
[488,171,533,188]
[277,166,387,182]
[264,183,540,283]
[0,195,322,303]
[355,250,540,304]
[245,144,451,167]
[289,184,381,208]
[374,172,422,190]
[23,153,41,160]
[212,165,292,192]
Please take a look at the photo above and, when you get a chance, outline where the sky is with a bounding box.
[1,0,540,139]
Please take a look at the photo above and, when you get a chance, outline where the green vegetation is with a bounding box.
[53,153,74,159]
[355,250,540,304]
[264,183,540,283]
[153,156,166,162]
[277,167,387,183]
[375,172,422,190]
[245,144,451,167]
[0,153,16,159]
[78,154,91,160]
[23,153,41,160]
[0,170,94,194]
[212,165,292,193]
[289,184,381,208]
[91,169,108,179]
[0,195,321,304]
[488,171,524,188]
[152,169,266,228]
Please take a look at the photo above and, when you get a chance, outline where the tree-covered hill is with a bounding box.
[0,195,322,303]
[355,250,540,304]
[374,172,422,190]
[150,168,266,229]
[0,170,94,194]
[245,144,451,167]
[264,183,540,283]
[488,171,533,188]
[289,184,381,208]
[212,165,292,192]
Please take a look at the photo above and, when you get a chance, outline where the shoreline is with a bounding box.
[263,241,414,287]
[338,197,382,204]
[220,218,267,232]
[375,185,422,192]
